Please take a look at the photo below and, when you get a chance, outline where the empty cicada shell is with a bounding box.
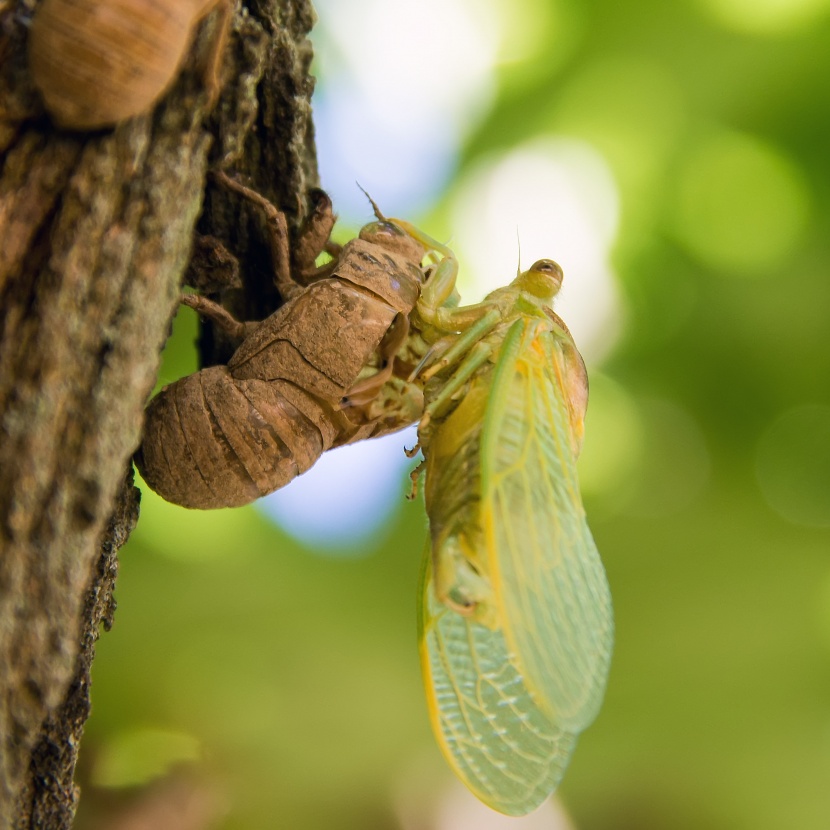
[28,0,231,129]
[135,178,433,509]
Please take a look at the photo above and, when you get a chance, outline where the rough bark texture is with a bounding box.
[0,0,318,826]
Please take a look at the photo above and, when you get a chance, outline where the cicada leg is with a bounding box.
[340,313,411,407]
[180,293,259,341]
[419,308,502,381]
[292,190,348,286]
[387,219,460,321]
[407,457,426,501]
[419,340,493,433]
[212,172,337,299]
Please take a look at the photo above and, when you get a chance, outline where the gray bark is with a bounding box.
[0,1,318,825]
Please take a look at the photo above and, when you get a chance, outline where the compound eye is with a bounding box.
[530,259,563,277]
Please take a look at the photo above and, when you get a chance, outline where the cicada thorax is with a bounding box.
[229,276,396,400]
[137,211,431,509]
[543,309,589,456]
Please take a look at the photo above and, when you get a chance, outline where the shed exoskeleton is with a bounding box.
[135,175,437,509]
[28,0,231,130]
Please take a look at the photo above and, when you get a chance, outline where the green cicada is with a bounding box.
[387,221,613,816]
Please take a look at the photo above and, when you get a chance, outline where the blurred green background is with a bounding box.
[76,0,830,828]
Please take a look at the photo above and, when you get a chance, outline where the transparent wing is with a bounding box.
[419,551,577,817]
[481,320,613,732]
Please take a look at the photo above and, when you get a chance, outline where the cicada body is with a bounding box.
[405,250,613,815]
[29,0,231,130]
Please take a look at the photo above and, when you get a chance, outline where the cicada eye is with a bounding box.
[530,259,564,280]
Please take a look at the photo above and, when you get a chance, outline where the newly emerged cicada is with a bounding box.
[389,221,613,816]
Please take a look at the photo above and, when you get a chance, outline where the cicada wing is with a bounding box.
[418,550,576,817]
[481,321,613,733]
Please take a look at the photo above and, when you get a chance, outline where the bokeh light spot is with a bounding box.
[756,404,830,528]
[91,727,202,788]
[670,130,810,275]
[449,138,622,362]
[553,58,687,202]
[258,427,418,552]
[578,374,645,517]
[694,0,830,35]
[312,0,498,218]
[621,398,711,518]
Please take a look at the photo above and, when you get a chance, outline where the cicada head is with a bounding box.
[517,258,564,302]
[359,221,426,268]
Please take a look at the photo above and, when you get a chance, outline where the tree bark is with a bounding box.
[0,1,318,826]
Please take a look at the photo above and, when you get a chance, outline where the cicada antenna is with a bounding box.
[516,227,522,278]
[356,182,387,222]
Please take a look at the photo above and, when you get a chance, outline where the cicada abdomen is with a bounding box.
[135,365,342,509]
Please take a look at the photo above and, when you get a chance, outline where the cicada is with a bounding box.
[392,223,613,816]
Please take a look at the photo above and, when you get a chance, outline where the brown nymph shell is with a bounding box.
[28,0,229,129]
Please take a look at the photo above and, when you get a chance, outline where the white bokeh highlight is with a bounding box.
[259,427,419,552]
[312,0,498,218]
[450,139,622,362]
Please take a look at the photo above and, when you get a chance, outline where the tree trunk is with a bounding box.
[0,1,318,825]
